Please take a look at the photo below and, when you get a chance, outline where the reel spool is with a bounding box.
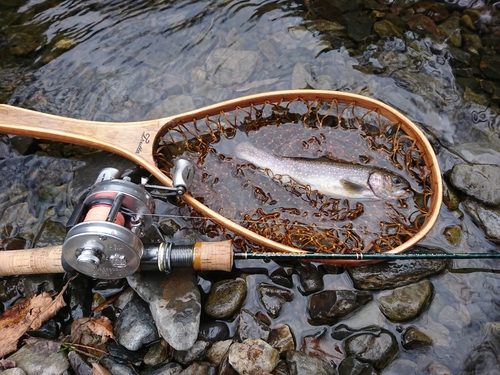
[62,159,198,279]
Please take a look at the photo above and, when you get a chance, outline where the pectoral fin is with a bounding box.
[340,179,369,196]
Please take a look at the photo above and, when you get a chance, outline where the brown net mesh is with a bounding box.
[155,96,433,254]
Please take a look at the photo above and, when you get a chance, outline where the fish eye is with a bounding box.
[391,176,402,184]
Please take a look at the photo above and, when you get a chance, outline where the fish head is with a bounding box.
[368,171,410,199]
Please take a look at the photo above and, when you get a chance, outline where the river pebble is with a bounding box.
[228,338,279,375]
[204,278,247,319]
[402,327,433,350]
[258,283,294,318]
[143,341,169,367]
[114,296,159,351]
[127,269,201,351]
[308,290,373,325]
[296,264,324,295]
[338,356,377,375]
[286,350,338,375]
[343,327,399,370]
[173,340,211,366]
[237,309,271,342]
[6,338,69,375]
[268,324,295,356]
[206,339,233,365]
[378,280,433,321]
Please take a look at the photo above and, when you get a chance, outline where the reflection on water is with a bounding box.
[1,0,500,372]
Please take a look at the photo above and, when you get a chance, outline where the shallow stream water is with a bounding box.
[1,0,500,373]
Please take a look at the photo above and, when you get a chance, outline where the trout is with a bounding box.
[234,142,410,200]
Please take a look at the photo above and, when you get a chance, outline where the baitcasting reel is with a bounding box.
[61,160,232,279]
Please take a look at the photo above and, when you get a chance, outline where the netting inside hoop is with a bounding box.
[155,95,433,254]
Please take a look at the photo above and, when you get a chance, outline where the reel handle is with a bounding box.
[0,240,234,277]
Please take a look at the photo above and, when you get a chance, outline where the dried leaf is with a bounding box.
[0,275,76,358]
[88,316,114,344]
[92,363,112,375]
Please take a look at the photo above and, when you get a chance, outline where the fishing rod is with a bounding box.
[0,164,497,279]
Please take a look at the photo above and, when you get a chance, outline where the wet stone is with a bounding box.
[270,267,294,288]
[206,339,232,365]
[268,324,295,356]
[272,360,291,375]
[331,324,381,341]
[173,340,210,366]
[180,361,217,375]
[6,338,69,375]
[27,318,60,340]
[438,13,462,48]
[338,356,377,375]
[68,351,92,375]
[228,338,280,375]
[407,14,440,37]
[198,321,230,343]
[127,268,201,351]
[463,199,500,242]
[378,280,433,321]
[114,296,159,351]
[1,369,27,375]
[346,247,447,290]
[301,335,345,367]
[296,264,324,295]
[204,278,247,319]
[141,362,183,375]
[100,355,137,375]
[443,225,463,247]
[464,322,500,374]
[143,341,169,367]
[308,290,373,325]
[285,350,337,375]
[259,283,294,318]
[402,327,433,350]
[480,54,500,80]
[450,164,500,206]
[344,328,399,370]
[373,20,404,39]
[237,309,271,342]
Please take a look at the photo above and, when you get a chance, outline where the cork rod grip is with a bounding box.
[0,246,66,277]
[192,240,233,272]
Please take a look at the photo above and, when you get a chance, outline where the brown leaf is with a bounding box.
[92,363,112,375]
[0,275,76,358]
[87,316,115,344]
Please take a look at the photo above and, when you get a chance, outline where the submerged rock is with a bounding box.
[301,335,345,367]
[127,268,201,351]
[258,283,294,318]
[308,290,373,325]
[402,327,433,350]
[450,164,500,206]
[338,356,377,375]
[286,350,337,375]
[344,328,399,370]
[463,199,500,242]
[346,247,447,290]
[296,264,324,295]
[237,309,271,342]
[268,324,295,356]
[205,48,259,86]
[378,280,433,321]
